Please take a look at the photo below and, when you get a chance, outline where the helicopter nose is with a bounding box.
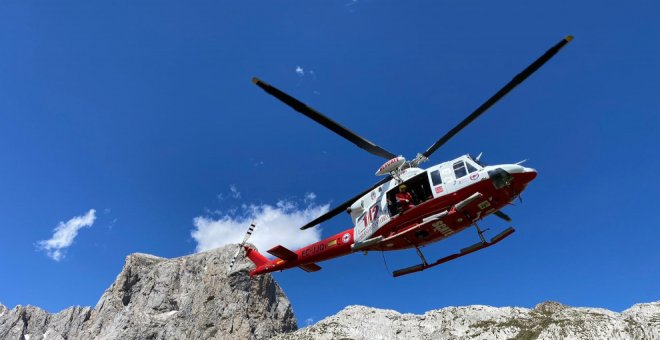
[523,167,537,180]
[489,165,537,187]
[516,166,538,184]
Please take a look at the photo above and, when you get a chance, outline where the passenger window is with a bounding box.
[466,162,478,173]
[453,161,467,179]
[430,170,442,185]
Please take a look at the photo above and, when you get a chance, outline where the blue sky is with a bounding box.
[1,0,659,326]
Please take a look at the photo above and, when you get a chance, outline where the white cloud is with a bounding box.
[191,198,328,254]
[229,185,242,199]
[37,209,96,261]
[304,192,317,203]
[295,66,305,77]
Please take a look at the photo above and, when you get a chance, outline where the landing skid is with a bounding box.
[392,227,515,277]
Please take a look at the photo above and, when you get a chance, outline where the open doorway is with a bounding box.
[386,172,432,216]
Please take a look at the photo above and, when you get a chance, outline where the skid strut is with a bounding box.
[402,236,429,267]
[473,222,489,244]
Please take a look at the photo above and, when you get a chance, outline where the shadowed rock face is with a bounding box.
[272,301,660,340]
[0,245,296,340]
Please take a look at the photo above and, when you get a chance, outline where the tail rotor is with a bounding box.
[228,222,256,271]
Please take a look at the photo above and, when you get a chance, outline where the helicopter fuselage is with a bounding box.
[242,36,571,277]
[247,155,536,276]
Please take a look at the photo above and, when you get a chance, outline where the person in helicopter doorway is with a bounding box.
[396,184,414,213]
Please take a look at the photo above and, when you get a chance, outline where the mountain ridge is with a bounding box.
[1,247,658,340]
[273,300,660,340]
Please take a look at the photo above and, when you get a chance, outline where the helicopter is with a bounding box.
[232,35,572,277]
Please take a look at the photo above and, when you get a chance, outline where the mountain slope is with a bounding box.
[0,246,296,340]
[272,301,660,340]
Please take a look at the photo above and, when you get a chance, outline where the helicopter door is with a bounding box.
[445,160,476,193]
[440,167,454,185]
[438,161,469,194]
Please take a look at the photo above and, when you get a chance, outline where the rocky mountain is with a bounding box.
[0,245,296,340]
[273,301,660,340]
[2,246,658,340]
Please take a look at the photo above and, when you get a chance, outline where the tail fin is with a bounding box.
[244,246,269,267]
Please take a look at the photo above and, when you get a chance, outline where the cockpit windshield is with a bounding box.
[466,160,479,173]
[453,158,481,179]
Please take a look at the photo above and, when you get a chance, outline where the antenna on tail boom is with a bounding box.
[228,222,256,271]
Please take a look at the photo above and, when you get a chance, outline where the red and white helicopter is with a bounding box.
[231,36,572,277]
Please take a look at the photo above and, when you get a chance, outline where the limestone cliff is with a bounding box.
[272,301,660,340]
[0,245,296,340]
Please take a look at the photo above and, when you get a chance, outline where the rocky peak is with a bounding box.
[0,245,296,340]
[534,301,567,314]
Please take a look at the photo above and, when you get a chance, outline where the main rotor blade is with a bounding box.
[300,176,392,230]
[420,35,573,160]
[253,77,397,160]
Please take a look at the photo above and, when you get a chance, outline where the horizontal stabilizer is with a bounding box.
[267,245,298,261]
[298,263,322,272]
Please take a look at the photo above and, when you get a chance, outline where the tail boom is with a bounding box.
[244,229,355,276]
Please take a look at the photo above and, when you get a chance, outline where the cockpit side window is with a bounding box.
[453,161,467,179]
[430,170,442,185]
